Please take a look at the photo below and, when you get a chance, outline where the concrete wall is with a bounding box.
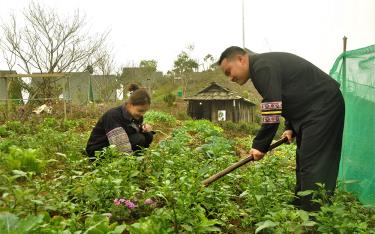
[120,67,163,96]
[66,72,118,104]
[65,72,90,104]
[0,71,119,105]
[0,71,17,103]
[0,77,7,102]
[91,75,118,102]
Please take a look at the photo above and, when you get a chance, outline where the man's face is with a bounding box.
[127,103,150,120]
[220,55,249,85]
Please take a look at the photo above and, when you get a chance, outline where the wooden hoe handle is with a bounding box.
[202,137,288,187]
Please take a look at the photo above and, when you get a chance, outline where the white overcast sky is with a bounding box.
[0,0,374,74]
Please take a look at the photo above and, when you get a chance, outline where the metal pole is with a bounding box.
[5,77,9,118]
[342,36,347,94]
[342,36,347,190]
[63,77,67,120]
[68,75,72,116]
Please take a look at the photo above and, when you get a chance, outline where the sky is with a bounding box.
[0,0,374,74]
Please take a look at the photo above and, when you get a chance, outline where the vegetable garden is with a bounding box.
[0,111,374,233]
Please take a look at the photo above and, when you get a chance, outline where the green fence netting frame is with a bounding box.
[330,44,375,207]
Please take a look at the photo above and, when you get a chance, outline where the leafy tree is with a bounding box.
[171,45,199,97]
[139,59,159,96]
[173,52,198,75]
[202,54,216,71]
[140,60,157,72]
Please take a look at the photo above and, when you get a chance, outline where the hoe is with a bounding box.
[202,137,289,187]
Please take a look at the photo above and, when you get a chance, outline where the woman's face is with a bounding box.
[126,103,150,120]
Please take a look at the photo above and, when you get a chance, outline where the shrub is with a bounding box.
[144,111,176,125]
[218,121,259,136]
[5,120,30,135]
[1,146,46,173]
[176,111,191,120]
[163,93,176,107]
[0,126,10,137]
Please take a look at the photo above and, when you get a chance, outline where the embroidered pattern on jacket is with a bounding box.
[106,127,132,153]
[260,101,282,124]
[262,115,281,124]
[261,101,282,111]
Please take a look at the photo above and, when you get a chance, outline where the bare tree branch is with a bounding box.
[0,2,110,98]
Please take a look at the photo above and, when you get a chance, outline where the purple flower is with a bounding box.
[113,198,121,206]
[119,198,126,203]
[144,198,154,205]
[124,200,137,209]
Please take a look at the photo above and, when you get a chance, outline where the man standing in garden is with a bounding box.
[217,46,345,211]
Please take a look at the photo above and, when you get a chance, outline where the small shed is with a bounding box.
[184,82,256,123]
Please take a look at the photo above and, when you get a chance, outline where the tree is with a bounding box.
[171,45,199,97]
[91,48,120,102]
[202,54,216,71]
[139,59,158,97]
[117,59,159,98]
[139,60,157,72]
[173,52,199,75]
[0,2,108,99]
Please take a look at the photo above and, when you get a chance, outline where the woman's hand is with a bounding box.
[142,123,153,132]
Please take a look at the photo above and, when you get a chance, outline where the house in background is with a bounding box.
[184,82,256,123]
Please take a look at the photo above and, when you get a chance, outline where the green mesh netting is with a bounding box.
[330,44,375,207]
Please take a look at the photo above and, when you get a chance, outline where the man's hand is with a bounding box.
[142,123,153,133]
[282,130,294,143]
[249,148,266,161]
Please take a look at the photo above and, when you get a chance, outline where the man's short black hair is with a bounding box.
[217,46,257,65]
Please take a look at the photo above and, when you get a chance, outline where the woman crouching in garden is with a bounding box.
[86,84,154,160]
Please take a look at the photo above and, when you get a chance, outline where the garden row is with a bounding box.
[0,111,373,233]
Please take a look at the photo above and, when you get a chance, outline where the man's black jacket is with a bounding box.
[249,52,340,152]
